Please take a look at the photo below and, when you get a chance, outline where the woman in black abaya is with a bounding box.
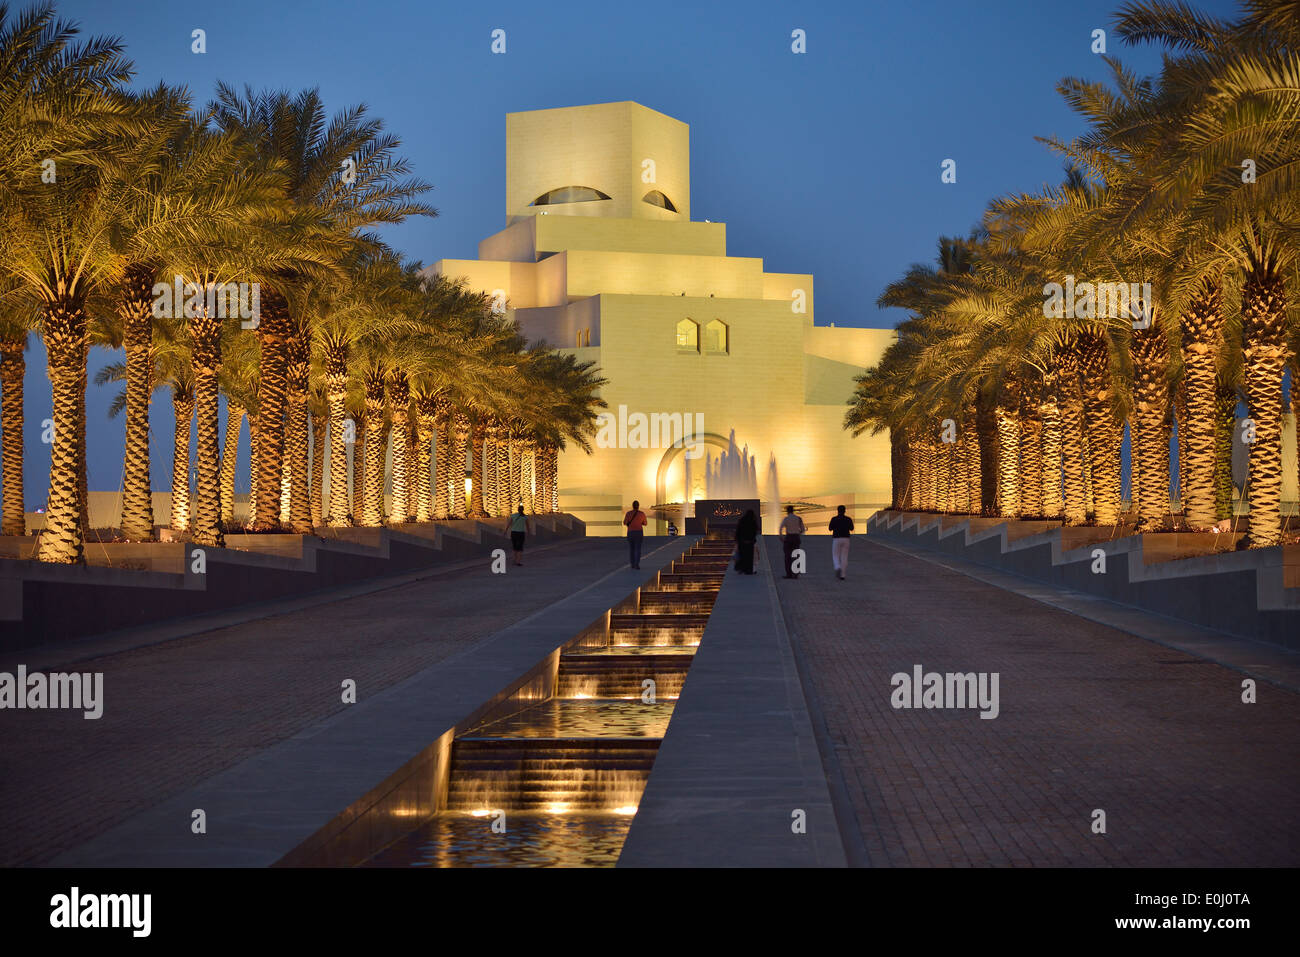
[734,509,759,574]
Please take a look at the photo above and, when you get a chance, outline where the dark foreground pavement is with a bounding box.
[1,537,643,867]
[771,535,1300,867]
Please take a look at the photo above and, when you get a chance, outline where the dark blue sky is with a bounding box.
[27,0,1243,504]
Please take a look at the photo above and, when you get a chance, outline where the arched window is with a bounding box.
[676,318,699,353]
[705,319,729,354]
[531,186,611,206]
[643,190,677,212]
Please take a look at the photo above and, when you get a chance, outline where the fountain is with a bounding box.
[363,538,727,868]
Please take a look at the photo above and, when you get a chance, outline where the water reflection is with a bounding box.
[366,813,634,868]
[466,699,675,739]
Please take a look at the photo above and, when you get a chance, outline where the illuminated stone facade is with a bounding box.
[434,101,895,534]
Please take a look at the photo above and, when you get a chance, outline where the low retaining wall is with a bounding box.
[0,515,584,651]
[868,511,1300,650]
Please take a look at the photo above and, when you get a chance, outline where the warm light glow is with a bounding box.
[547,803,570,814]
[464,477,473,498]
[613,806,638,816]
[470,809,493,818]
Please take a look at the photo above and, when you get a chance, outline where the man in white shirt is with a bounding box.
[778,505,806,579]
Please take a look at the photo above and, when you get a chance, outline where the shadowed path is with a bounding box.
[1,537,648,866]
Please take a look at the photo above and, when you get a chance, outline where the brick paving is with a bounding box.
[771,535,1300,867]
[0,538,634,866]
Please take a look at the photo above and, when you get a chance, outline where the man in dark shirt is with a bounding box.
[828,505,854,580]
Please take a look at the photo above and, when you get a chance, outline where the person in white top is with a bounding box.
[778,505,806,579]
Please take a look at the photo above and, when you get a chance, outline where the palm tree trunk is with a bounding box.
[484,428,500,516]
[311,410,325,527]
[1131,327,1171,527]
[37,298,88,563]
[994,407,1020,518]
[495,430,510,516]
[361,372,387,527]
[323,348,352,526]
[1056,349,1088,525]
[171,390,194,532]
[975,399,997,515]
[450,410,470,517]
[252,289,290,530]
[388,375,411,524]
[1240,265,1288,546]
[1178,283,1224,527]
[1,337,26,536]
[1039,377,1063,518]
[352,414,366,521]
[548,445,559,512]
[189,310,225,549]
[1019,378,1043,517]
[507,435,522,514]
[247,411,259,519]
[433,402,451,519]
[1078,332,1121,525]
[1213,384,1237,521]
[286,392,311,533]
[118,262,156,540]
[414,399,434,522]
[469,420,488,517]
[220,405,243,525]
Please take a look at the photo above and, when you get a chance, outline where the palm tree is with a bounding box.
[212,85,436,531]
[1114,0,1300,544]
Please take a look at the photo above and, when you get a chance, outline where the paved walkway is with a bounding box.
[1,537,641,867]
[770,535,1300,867]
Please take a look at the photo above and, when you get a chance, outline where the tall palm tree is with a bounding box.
[212,85,436,531]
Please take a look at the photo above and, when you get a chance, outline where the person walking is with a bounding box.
[509,505,532,566]
[734,509,759,574]
[829,504,854,580]
[779,504,806,578]
[624,500,648,569]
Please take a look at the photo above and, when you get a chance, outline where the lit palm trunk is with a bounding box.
[450,410,470,517]
[963,409,982,514]
[324,348,352,526]
[975,400,997,515]
[351,414,366,521]
[1078,332,1121,525]
[507,433,523,513]
[1,337,26,536]
[247,411,259,516]
[310,410,325,527]
[469,420,488,517]
[1178,284,1224,526]
[432,399,451,519]
[414,397,435,522]
[1240,266,1287,547]
[1213,385,1236,521]
[1130,327,1171,527]
[37,298,88,563]
[360,371,386,527]
[388,374,411,524]
[1019,378,1044,518]
[252,288,290,530]
[1039,376,1063,518]
[189,308,224,549]
[220,405,243,525]
[484,424,501,516]
[1057,350,1088,525]
[118,262,156,540]
[903,439,919,509]
[494,428,510,516]
[171,389,194,532]
[285,338,311,533]
[548,446,560,512]
[994,380,1021,518]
